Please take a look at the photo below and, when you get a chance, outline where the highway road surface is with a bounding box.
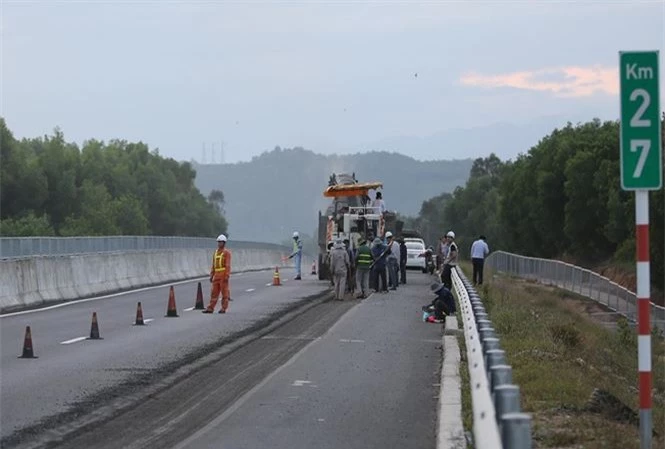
[0,268,329,447]
[2,270,443,449]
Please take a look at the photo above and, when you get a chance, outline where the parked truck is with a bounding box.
[316,173,403,281]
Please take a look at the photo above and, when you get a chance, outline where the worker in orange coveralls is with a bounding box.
[203,234,232,314]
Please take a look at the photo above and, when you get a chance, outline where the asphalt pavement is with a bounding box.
[176,271,442,449]
[0,268,328,446]
[42,270,443,449]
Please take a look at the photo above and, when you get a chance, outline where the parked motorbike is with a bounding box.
[421,248,436,275]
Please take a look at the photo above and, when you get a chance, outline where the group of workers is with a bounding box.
[435,232,490,287]
[200,228,490,315]
[423,233,489,323]
[325,230,412,301]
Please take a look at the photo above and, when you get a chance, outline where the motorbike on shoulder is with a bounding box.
[423,247,436,274]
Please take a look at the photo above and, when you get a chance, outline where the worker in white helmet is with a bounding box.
[288,231,304,280]
[204,234,232,314]
[440,231,457,291]
[384,231,399,291]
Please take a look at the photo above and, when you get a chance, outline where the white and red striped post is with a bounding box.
[635,190,652,448]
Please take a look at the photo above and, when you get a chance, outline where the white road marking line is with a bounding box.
[266,283,272,286]
[133,318,155,324]
[339,339,365,343]
[261,335,319,341]
[183,307,195,312]
[292,380,312,386]
[60,336,87,345]
[246,288,255,292]
[317,418,325,422]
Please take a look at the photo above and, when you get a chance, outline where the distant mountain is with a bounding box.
[192,148,473,244]
[359,116,578,161]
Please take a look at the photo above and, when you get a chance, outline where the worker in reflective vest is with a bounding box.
[289,231,304,280]
[204,234,232,314]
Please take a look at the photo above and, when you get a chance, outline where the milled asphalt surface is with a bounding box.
[42,271,442,449]
[0,268,328,446]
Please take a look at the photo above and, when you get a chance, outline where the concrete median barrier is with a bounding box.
[0,247,294,314]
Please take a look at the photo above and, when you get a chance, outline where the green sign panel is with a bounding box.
[619,51,662,190]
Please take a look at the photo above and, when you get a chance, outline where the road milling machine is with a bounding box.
[316,173,403,281]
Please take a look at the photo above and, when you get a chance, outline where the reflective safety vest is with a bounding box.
[293,238,302,255]
[213,250,227,273]
[356,246,372,269]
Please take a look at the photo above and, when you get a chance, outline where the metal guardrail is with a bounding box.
[485,251,665,332]
[0,236,291,259]
[452,266,532,449]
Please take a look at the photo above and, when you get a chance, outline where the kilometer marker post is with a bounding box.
[619,50,662,449]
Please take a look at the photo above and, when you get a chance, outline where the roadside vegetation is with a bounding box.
[456,329,473,448]
[0,118,227,237]
[456,262,664,448]
[413,116,665,302]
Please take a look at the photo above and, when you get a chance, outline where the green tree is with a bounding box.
[59,181,120,236]
[413,118,664,296]
[112,195,150,235]
[0,119,49,220]
[0,213,55,237]
[208,189,226,215]
[0,119,228,239]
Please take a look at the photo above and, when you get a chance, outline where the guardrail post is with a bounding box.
[479,326,497,341]
[482,337,501,354]
[475,311,489,321]
[494,384,521,420]
[485,349,507,375]
[500,412,532,449]
[489,365,513,395]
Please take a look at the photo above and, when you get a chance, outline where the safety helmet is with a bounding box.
[216,234,227,242]
[446,231,455,239]
[385,231,393,238]
[293,231,299,238]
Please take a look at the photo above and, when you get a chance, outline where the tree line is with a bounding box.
[412,117,665,296]
[1,119,228,237]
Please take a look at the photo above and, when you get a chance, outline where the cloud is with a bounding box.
[459,66,619,98]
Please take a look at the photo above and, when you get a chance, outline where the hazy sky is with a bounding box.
[2,0,664,163]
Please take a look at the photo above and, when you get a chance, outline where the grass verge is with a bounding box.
[458,261,665,449]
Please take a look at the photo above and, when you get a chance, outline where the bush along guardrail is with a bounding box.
[452,266,533,449]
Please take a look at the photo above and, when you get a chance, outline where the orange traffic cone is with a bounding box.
[18,325,37,359]
[166,286,179,317]
[311,261,317,275]
[194,282,205,310]
[134,302,145,325]
[273,266,281,286]
[88,312,102,340]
